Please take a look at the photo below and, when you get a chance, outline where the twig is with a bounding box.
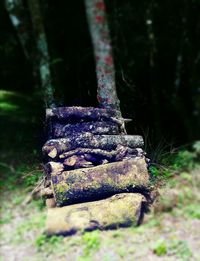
[22,177,45,206]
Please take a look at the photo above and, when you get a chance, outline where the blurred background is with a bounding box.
[0,0,200,150]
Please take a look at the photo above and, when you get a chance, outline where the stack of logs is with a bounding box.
[42,106,151,235]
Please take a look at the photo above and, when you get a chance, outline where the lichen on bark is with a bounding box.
[84,0,121,111]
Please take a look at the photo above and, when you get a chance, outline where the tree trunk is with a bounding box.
[43,134,144,158]
[4,0,31,59]
[50,158,149,206]
[28,0,55,108]
[84,0,121,112]
[45,193,146,235]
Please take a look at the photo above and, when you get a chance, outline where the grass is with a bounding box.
[81,231,100,257]
[153,239,193,260]
[152,238,167,256]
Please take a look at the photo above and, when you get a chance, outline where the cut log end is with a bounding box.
[46,198,56,208]
[45,193,146,236]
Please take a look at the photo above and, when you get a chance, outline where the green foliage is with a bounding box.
[161,149,196,172]
[50,57,63,66]
[179,172,192,181]
[153,239,192,259]
[182,205,200,219]
[171,150,196,171]
[35,234,48,248]
[18,215,45,234]
[193,141,200,155]
[82,230,100,257]
[0,162,42,192]
[149,165,159,177]
[0,212,12,225]
[149,165,171,179]
[35,234,63,250]
[117,247,126,258]
[168,240,192,260]
[22,171,42,187]
[149,144,199,184]
[0,102,18,111]
[152,239,167,256]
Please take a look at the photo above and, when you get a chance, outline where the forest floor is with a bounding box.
[0,90,200,261]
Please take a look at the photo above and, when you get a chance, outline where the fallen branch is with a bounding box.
[22,177,45,206]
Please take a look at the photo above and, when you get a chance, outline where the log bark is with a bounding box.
[52,121,119,138]
[59,147,140,160]
[46,106,120,120]
[43,134,144,158]
[51,158,149,206]
[45,193,145,235]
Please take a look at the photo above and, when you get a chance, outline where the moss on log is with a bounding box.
[51,158,149,206]
[52,121,119,138]
[43,134,144,158]
[45,193,145,235]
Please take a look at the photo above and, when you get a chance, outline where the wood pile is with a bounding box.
[42,106,151,235]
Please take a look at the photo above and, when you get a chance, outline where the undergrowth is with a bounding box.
[149,140,200,184]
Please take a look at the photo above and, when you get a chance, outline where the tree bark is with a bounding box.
[45,193,145,235]
[84,0,120,111]
[28,0,55,108]
[51,158,149,206]
[4,0,31,59]
[43,134,144,158]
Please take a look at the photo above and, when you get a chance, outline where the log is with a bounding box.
[43,134,144,158]
[59,147,140,161]
[63,155,78,166]
[51,158,149,206]
[63,156,93,169]
[52,121,119,138]
[46,106,121,121]
[45,193,145,235]
[40,187,53,197]
[46,198,56,208]
[59,147,122,160]
[45,162,64,176]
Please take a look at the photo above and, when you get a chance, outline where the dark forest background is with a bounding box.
[0,0,200,150]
